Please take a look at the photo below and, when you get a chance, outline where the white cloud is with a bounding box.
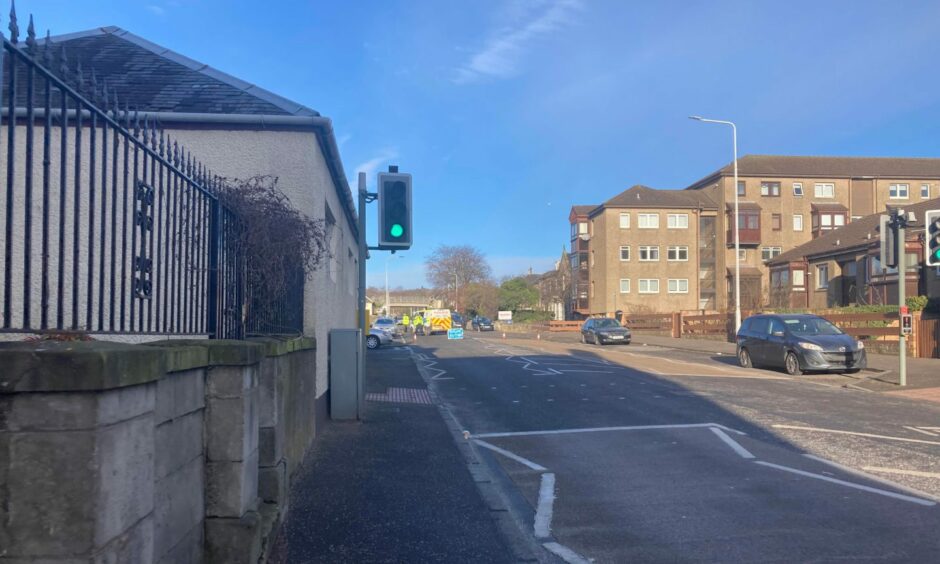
[353,148,399,180]
[337,133,352,148]
[454,0,583,84]
[145,5,166,16]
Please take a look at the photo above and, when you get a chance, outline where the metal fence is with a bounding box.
[0,14,301,339]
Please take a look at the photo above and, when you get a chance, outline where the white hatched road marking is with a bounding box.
[774,424,940,446]
[711,427,755,459]
[862,467,940,479]
[473,439,547,471]
[905,426,939,437]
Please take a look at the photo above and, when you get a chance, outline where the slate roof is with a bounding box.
[689,155,940,189]
[35,27,318,116]
[767,197,940,266]
[601,184,717,210]
[570,205,597,216]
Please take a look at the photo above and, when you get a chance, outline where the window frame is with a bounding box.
[619,246,630,261]
[667,278,689,294]
[667,245,689,261]
[760,181,781,197]
[638,279,660,294]
[793,214,803,231]
[619,212,631,229]
[772,213,782,231]
[921,184,930,198]
[889,183,910,200]
[667,213,689,229]
[737,181,746,197]
[814,183,835,198]
[761,246,782,261]
[793,182,804,196]
[816,264,829,289]
[619,278,631,293]
[637,213,660,229]
[639,245,660,262]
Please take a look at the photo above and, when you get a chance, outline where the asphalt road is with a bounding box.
[411,333,940,563]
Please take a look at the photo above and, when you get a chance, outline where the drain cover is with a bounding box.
[366,387,433,405]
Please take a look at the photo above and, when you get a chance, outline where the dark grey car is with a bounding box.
[736,314,867,375]
[581,317,631,345]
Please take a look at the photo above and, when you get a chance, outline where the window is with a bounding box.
[793,182,804,196]
[736,211,760,229]
[667,246,689,261]
[619,213,630,229]
[738,249,747,261]
[814,183,835,198]
[814,212,845,232]
[667,279,689,293]
[737,181,746,197]
[922,184,930,198]
[760,181,781,197]
[845,261,857,277]
[772,214,782,231]
[638,213,659,229]
[578,222,588,234]
[619,246,630,261]
[619,279,630,293]
[834,214,845,226]
[792,269,805,288]
[667,214,689,229]
[639,246,660,261]
[639,279,660,294]
[761,247,782,261]
[816,264,829,289]
[793,214,803,231]
[889,183,909,199]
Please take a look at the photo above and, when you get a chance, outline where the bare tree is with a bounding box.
[425,245,493,307]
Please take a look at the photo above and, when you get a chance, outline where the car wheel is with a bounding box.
[784,352,802,375]
[366,335,380,350]
[738,348,752,369]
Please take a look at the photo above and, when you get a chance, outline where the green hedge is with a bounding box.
[512,310,554,323]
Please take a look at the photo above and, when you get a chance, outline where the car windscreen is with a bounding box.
[782,317,843,336]
[594,319,621,328]
[479,318,491,324]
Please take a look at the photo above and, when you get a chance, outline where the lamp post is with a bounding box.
[454,273,459,313]
[385,254,404,317]
[690,115,741,333]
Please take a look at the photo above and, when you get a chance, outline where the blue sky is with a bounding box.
[26,0,940,288]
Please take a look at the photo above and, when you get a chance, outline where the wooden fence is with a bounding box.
[548,320,582,332]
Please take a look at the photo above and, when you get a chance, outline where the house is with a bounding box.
[766,197,940,309]
[573,155,940,316]
[35,26,360,421]
[534,248,571,320]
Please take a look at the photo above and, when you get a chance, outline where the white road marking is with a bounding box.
[862,467,940,479]
[711,427,755,459]
[755,460,937,507]
[773,425,940,446]
[543,542,591,564]
[555,369,614,373]
[534,472,556,538]
[905,426,939,437]
[472,439,547,471]
[474,422,746,439]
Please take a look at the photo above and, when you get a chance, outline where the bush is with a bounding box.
[513,310,553,324]
[906,295,929,312]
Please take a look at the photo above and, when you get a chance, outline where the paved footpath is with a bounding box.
[270,344,520,564]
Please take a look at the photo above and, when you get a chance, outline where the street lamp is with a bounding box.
[689,115,741,332]
[454,273,459,313]
[385,254,404,317]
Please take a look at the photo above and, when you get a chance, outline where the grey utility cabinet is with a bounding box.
[329,329,362,420]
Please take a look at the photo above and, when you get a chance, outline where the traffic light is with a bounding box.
[377,172,412,250]
[880,214,897,269]
[926,209,940,267]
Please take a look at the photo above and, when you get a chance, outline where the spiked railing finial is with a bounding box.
[90,69,99,103]
[9,0,20,43]
[25,13,36,53]
[133,109,141,137]
[150,119,157,150]
[75,60,85,94]
[58,44,69,78]
[173,141,180,167]
[42,30,53,67]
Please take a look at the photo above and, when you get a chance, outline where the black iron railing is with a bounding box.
[0,15,258,338]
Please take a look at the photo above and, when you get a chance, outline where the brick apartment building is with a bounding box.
[571,155,940,317]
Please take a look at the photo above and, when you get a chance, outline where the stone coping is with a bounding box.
[0,336,316,392]
[0,340,167,393]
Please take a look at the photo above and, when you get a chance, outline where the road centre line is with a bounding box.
[862,467,940,479]
[542,542,591,564]
[711,427,755,459]
[534,473,556,538]
[754,461,937,507]
[773,425,940,446]
[473,422,747,439]
[473,439,547,471]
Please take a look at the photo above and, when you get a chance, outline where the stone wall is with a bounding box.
[0,336,317,564]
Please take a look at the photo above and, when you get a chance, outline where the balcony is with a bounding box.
[727,226,761,246]
[726,202,762,247]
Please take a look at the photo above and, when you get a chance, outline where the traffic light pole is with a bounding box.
[897,221,906,387]
[358,172,369,386]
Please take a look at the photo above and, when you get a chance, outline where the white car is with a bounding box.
[367,319,404,349]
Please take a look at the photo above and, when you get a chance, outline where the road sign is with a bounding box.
[498,310,513,322]
[447,328,464,340]
[901,313,913,336]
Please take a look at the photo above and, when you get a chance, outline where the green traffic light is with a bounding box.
[390,224,403,238]
[934,248,940,260]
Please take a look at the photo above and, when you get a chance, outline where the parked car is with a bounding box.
[372,317,399,334]
[452,313,465,329]
[474,317,495,331]
[581,317,631,345]
[735,313,867,375]
[366,324,405,349]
